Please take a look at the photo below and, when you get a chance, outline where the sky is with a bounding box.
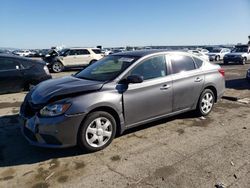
[0,0,250,49]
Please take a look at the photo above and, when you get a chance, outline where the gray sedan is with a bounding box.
[20,50,225,151]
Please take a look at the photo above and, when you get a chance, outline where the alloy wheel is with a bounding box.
[201,92,214,114]
[85,117,113,148]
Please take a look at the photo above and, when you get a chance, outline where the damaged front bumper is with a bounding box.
[20,113,85,148]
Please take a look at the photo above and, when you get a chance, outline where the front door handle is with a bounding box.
[194,77,203,82]
[160,84,171,90]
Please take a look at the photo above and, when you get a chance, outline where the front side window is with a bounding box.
[0,58,19,71]
[69,50,78,56]
[75,55,139,81]
[130,55,167,80]
[171,55,196,74]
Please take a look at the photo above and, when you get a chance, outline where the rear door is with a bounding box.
[170,54,204,111]
[77,49,92,66]
[123,55,173,126]
[0,58,24,94]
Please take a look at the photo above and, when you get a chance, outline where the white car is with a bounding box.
[13,50,32,57]
[188,50,209,61]
[196,48,209,54]
[45,48,104,72]
[224,45,250,65]
[207,48,231,61]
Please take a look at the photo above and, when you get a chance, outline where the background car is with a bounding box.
[246,68,250,81]
[43,47,104,72]
[12,50,32,57]
[224,45,250,65]
[207,48,231,61]
[20,50,225,152]
[188,50,209,61]
[0,54,52,94]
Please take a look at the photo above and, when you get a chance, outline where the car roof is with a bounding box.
[112,49,169,57]
[0,54,40,61]
[66,47,100,50]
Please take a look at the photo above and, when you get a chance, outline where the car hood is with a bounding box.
[30,76,104,105]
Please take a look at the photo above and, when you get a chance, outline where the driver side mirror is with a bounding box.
[123,75,143,84]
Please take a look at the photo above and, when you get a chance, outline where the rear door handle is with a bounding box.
[160,84,171,90]
[194,77,203,82]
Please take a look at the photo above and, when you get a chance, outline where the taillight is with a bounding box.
[218,68,225,77]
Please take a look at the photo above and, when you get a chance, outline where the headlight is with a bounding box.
[40,103,71,117]
[43,66,50,75]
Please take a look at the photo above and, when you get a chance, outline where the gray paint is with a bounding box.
[20,51,225,148]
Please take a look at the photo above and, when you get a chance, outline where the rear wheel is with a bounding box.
[89,59,97,65]
[196,89,215,116]
[78,111,116,152]
[215,55,220,61]
[242,57,247,65]
[52,61,64,73]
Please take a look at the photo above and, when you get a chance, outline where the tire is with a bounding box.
[241,57,247,65]
[52,61,64,73]
[89,59,97,65]
[196,89,215,116]
[78,111,117,152]
[215,56,220,61]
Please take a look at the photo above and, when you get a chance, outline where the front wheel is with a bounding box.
[78,111,116,152]
[196,89,215,116]
[52,62,64,73]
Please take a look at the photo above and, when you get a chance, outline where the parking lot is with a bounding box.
[0,62,250,188]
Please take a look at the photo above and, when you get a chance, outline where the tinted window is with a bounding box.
[69,50,78,55]
[130,55,166,80]
[193,57,203,68]
[78,49,90,55]
[92,49,102,54]
[171,55,196,74]
[0,58,19,70]
[20,60,33,69]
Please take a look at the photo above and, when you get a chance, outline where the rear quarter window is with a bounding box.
[193,57,203,68]
[92,49,102,54]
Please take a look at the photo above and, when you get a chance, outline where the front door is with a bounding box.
[122,55,173,126]
[0,58,24,94]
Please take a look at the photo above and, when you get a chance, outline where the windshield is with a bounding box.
[75,55,139,81]
[210,49,221,53]
[232,47,248,53]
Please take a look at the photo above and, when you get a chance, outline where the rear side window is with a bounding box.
[170,55,196,74]
[193,57,203,68]
[78,49,90,55]
[130,55,167,80]
[0,58,19,70]
[20,60,33,69]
